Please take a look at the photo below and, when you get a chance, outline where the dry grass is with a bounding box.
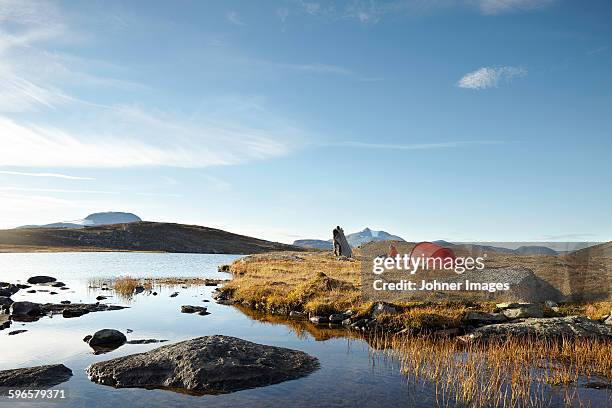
[370,333,612,407]
[223,250,610,331]
[113,276,152,299]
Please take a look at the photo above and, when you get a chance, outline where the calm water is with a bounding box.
[0,253,607,407]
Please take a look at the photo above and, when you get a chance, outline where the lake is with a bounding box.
[0,253,607,407]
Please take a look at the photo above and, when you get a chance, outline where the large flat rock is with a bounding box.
[460,316,612,342]
[0,364,72,388]
[86,335,319,395]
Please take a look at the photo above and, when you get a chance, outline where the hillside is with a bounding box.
[0,221,302,254]
[17,212,141,229]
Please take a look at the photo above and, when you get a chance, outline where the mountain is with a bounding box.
[346,228,405,248]
[435,241,558,256]
[17,212,142,229]
[293,228,405,249]
[0,222,301,254]
[514,246,558,256]
[292,239,333,250]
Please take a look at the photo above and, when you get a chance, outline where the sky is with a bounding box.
[0,0,611,244]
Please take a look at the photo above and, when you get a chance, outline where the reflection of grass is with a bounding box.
[371,333,612,408]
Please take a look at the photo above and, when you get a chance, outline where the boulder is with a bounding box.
[329,313,348,323]
[502,304,543,319]
[464,311,507,325]
[86,335,318,395]
[605,314,612,326]
[0,364,72,388]
[460,316,612,342]
[309,316,329,324]
[10,301,43,317]
[289,311,304,318]
[0,283,19,298]
[87,329,127,352]
[496,302,520,310]
[0,296,13,312]
[26,276,56,284]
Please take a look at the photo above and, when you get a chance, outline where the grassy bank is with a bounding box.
[220,250,611,332]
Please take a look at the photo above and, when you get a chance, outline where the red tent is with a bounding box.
[409,242,456,269]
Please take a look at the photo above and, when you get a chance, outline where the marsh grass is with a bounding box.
[368,332,612,408]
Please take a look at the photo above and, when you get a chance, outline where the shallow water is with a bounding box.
[0,253,608,407]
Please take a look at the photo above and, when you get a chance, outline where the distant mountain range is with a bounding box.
[17,212,142,229]
[293,227,405,249]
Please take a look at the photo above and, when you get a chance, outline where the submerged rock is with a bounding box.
[181,305,207,314]
[86,335,319,394]
[27,276,56,284]
[0,364,72,388]
[8,329,27,335]
[126,339,169,344]
[460,316,612,341]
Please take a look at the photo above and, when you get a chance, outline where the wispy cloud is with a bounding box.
[323,140,509,150]
[280,0,556,25]
[226,11,244,26]
[0,170,94,180]
[0,1,302,169]
[0,186,115,194]
[474,0,556,16]
[457,66,527,89]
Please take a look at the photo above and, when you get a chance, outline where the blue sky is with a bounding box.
[0,0,610,243]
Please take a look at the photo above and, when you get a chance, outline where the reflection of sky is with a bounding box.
[0,253,608,408]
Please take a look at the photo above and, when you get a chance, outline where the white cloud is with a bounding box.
[457,66,527,89]
[226,11,244,26]
[0,112,298,168]
[474,0,556,15]
[0,170,94,180]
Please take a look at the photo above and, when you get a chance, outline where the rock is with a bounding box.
[496,302,520,310]
[60,300,71,305]
[459,316,612,342]
[50,291,58,295]
[10,301,43,317]
[60,287,69,290]
[309,316,329,324]
[433,328,460,337]
[289,311,304,318]
[126,339,169,344]
[218,265,231,272]
[83,335,92,343]
[86,335,318,394]
[544,300,558,308]
[0,296,13,312]
[0,364,72,388]
[152,292,157,296]
[134,286,144,294]
[170,292,179,298]
[27,276,56,284]
[181,305,207,314]
[0,319,11,330]
[126,329,133,333]
[26,289,36,293]
[8,329,27,335]
[464,311,507,325]
[96,296,107,301]
[371,303,398,318]
[51,282,66,287]
[605,314,612,326]
[16,284,30,289]
[87,329,127,352]
[63,309,89,318]
[342,318,352,326]
[0,283,19,297]
[329,313,348,323]
[503,304,543,319]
